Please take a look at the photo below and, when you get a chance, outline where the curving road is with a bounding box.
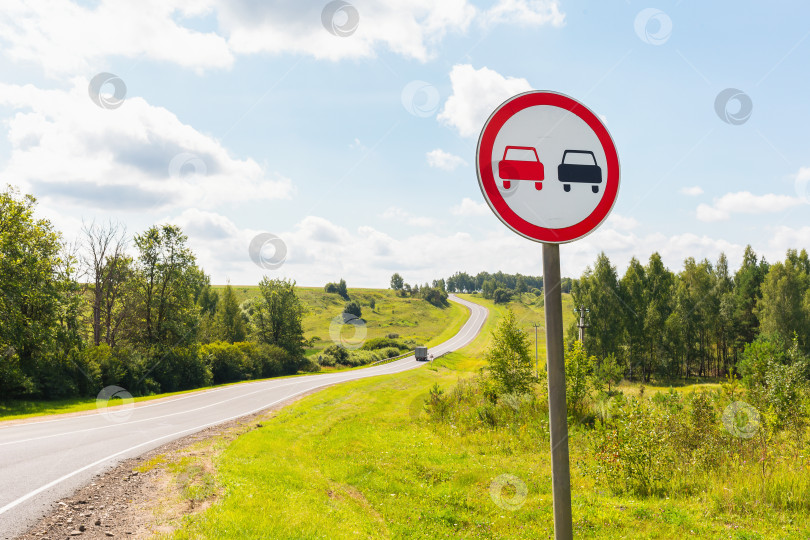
[0,294,487,539]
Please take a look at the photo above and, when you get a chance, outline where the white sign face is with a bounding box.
[476,91,620,244]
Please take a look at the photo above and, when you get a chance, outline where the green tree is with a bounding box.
[252,277,305,371]
[0,186,79,397]
[733,245,768,352]
[337,278,349,300]
[643,253,674,378]
[594,352,624,394]
[217,283,247,343]
[757,254,809,350]
[485,310,535,395]
[132,225,200,349]
[493,288,512,304]
[620,257,647,378]
[482,279,496,299]
[565,340,594,418]
[572,252,623,361]
[390,273,404,291]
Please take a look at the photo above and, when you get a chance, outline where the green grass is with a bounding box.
[218,286,469,356]
[0,389,201,422]
[158,294,809,539]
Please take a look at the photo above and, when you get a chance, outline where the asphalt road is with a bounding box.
[0,294,487,539]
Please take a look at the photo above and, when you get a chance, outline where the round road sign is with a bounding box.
[476,91,620,243]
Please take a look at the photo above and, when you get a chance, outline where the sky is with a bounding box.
[0,0,808,287]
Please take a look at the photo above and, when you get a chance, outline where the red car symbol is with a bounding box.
[498,146,544,190]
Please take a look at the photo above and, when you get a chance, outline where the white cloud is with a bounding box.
[0,0,232,75]
[380,207,436,227]
[0,1,567,76]
[451,197,490,216]
[0,80,293,212]
[213,0,477,63]
[426,149,467,171]
[438,64,532,137]
[160,211,801,288]
[680,186,704,196]
[484,0,565,27]
[696,191,805,222]
[605,213,638,231]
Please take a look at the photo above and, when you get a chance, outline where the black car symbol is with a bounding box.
[558,150,602,193]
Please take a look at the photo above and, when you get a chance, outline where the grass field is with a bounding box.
[217,286,469,356]
[0,288,468,422]
[143,293,807,539]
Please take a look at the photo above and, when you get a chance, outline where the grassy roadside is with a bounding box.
[1,288,468,423]
[147,294,802,539]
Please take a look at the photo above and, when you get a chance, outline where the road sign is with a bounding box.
[476,91,620,244]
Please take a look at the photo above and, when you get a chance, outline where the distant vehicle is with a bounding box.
[415,346,429,361]
[498,146,544,190]
[558,150,602,193]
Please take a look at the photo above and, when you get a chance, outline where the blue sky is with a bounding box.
[0,0,808,286]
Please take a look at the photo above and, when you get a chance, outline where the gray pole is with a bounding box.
[542,243,573,540]
[532,322,541,377]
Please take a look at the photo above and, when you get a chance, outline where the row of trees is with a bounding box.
[572,247,810,381]
[0,186,309,399]
[389,273,448,307]
[444,271,572,295]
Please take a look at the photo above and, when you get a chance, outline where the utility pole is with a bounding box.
[574,305,589,342]
[532,322,542,376]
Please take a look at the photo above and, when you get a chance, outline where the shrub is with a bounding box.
[151,345,212,393]
[344,301,362,318]
[493,288,512,304]
[324,283,339,294]
[202,341,253,384]
[361,337,405,351]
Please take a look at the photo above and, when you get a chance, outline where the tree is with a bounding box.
[572,252,623,361]
[485,310,535,395]
[733,246,767,352]
[515,275,527,293]
[482,279,496,299]
[337,278,349,300]
[133,225,200,349]
[0,186,79,397]
[344,301,362,318]
[757,254,809,350]
[390,273,404,291]
[218,283,247,343]
[594,353,624,394]
[80,220,130,346]
[620,257,646,378]
[252,277,305,371]
[493,288,512,304]
[643,253,673,379]
[565,340,594,417]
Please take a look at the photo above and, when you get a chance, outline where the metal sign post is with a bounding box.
[543,243,572,540]
[475,90,620,540]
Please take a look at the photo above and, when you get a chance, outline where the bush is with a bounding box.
[202,341,254,384]
[151,345,212,393]
[324,283,339,294]
[493,288,512,304]
[361,337,406,351]
[344,301,362,318]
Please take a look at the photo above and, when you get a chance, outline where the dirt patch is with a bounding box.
[16,387,329,540]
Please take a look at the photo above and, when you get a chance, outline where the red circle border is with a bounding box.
[476,91,620,244]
